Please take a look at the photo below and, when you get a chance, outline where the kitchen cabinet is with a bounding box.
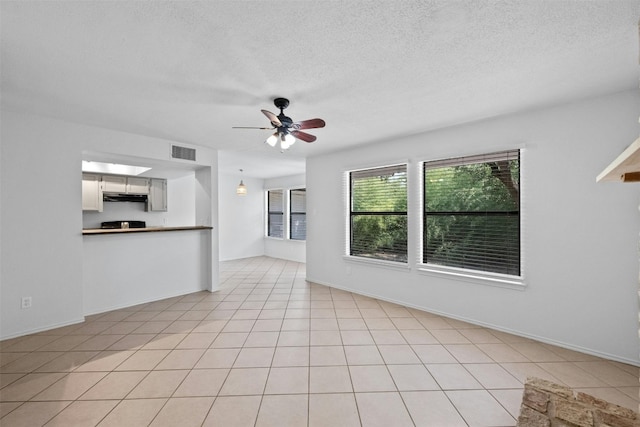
[149,178,167,211]
[102,175,127,193]
[126,177,149,194]
[82,173,103,211]
[82,173,164,212]
[102,175,149,194]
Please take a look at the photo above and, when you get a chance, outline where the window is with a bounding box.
[267,189,284,238]
[349,164,407,262]
[290,188,306,240]
[423,150,520,276]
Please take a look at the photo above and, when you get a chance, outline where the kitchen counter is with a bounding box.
[82,225,213,235]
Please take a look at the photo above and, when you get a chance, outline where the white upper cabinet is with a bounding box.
[149,178,167,211]
[102,175,127,193]
[82,173,165,212]
[126,177,150,194]
[82,173,103,211]
[102,175,149,194]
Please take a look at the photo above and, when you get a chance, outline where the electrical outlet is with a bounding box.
[21,296,32,309]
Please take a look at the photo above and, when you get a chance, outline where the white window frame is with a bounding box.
[344,162,409,267]
[417,149,526,290]
[266,189,284,239]
[289,187,307,241]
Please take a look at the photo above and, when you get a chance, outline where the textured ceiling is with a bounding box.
[2,1,639,178]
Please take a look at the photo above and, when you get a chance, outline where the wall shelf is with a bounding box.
[597,137,640,182]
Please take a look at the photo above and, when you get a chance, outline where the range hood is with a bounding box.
[103,193,148,203]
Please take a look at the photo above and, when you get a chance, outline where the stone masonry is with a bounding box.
[516,377,640,427]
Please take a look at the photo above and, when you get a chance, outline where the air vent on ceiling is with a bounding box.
[171,145,196,161]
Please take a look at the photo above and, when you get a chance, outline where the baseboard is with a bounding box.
[84,286,210,316]
[2,287,212,341]
[0,317,86,341]
[306,276,640,367]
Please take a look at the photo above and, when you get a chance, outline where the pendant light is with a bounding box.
[236,169,247,196]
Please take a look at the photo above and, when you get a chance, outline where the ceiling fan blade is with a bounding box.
[232,126,274,129]
[261,109,282,127]
[292,118,326,130]
[291,130,316,143]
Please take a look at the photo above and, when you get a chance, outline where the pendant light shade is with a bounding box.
[236,180,247,195]
[236,169,247,195]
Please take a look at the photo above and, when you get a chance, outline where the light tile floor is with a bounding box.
[1,256,638,426]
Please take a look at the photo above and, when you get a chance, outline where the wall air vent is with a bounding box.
[171,145,196,161]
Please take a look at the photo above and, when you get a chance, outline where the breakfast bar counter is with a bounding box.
[82,225,213,235]
[82,225,214,314]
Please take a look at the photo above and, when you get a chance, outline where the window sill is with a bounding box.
[417,264,526,290]
[343,255,410,271]
[265,237,306,242]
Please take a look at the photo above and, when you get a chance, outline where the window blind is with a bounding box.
[423,150,520,276]
[290,188,306,240]
[267,189,284,238]
[350,164,407,262]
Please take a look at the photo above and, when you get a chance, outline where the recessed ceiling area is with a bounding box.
[2,1,639,178]
[82,151,201,180]
[82,160,152,177]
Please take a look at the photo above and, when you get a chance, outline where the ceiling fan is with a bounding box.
[233,98,326,150]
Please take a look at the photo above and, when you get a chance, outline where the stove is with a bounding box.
[100,220,146,229]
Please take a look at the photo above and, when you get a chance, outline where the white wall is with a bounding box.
[0,110,219,339]
[217,171,308,263]
[218,171,265,261]
[1,112,85,337]
[307,90,640,365]
[194,165,219,292]
[83,229,211,314]
[166,173,197,226]
[264,173,307,263]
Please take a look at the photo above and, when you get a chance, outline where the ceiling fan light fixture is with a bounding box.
[265,134,278,147]
[234,98,325,148]
[280,132,296,150]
